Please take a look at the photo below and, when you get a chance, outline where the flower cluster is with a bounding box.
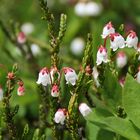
[53,103,92,125]
[0,72,25,102]
[36,66,92,124]
[96,22,139,66]
[74,1,102,17]
[7,72,25,96]
[95,21,140,86]
[36,65,77,103]
[36,66,78,91]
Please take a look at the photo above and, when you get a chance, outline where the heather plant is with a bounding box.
[1,0,140,140]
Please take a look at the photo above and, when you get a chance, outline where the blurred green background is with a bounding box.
[0,0,140,138]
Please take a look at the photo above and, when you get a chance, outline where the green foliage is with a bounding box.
[1,0,140,139]
[86,109,140,140]
[102,68,122,113]
[123,74,140,129]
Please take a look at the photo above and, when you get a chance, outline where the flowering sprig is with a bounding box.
[38,0,67,138]
[66,34,93,139]
[1,64,25,140]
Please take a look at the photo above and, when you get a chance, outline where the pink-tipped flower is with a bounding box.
[51,84,59,97]
[36,67,51,86]
[79,103,92,117]
[126,31,138,49]
[96,45,109,65]
[101,22,115,39]
[0,86,3,101]
[54,109,67,125]
[116,51,127,68]
[50,67,60,83]
[119,76,125,87]
[63,67,78,86]
[110,33,125,51]
[92,66,100,87]
[17,32,26,44]
[17,81,25,96]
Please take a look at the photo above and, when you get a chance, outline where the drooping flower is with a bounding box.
[74,2,102,17]
[17,32,26,44]
[110,33,125,51]
[50,67,60,83]
[96,45,109,65]
[63,67,78,86]
[101,22,115,39]
[70,37,85,55]
[31,44,41,56]
[21,22,34,35]
[92,66,100,87]
[51,84,59,97]
[85,2,102,16]
[126,31,138,49]
[116,51,127,68]
[17,81,25,96]
[79,103,92,117]
[74,2,86,17]
[54,109,67,125]
[36,67,51,86]
[0,86,3,101]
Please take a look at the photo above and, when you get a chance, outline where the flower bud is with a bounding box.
[7,72,15,80]
[51,84,59,97]
[17,32,26,44]
[79,103,92,117]
[17,81,25,96]
[54,109,67,125]
[101,22,115,39]
[96,45,109,65]
[126,31,138,49]
[36,67,51,86]
[85,65,92,76]
[110,33,125,51]
[0,86,3,101]
[116,51,127,68]
[63,67,78,86]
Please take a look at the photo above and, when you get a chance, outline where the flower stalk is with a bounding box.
[2,64,19,140]
[67,33,93,140]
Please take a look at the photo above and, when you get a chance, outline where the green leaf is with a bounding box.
[123,74,140,129]
[102,69,122,112]
[86,122,114,140]
[103,117,140,140]
[86,109,140,140]
[86,122,100,140]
